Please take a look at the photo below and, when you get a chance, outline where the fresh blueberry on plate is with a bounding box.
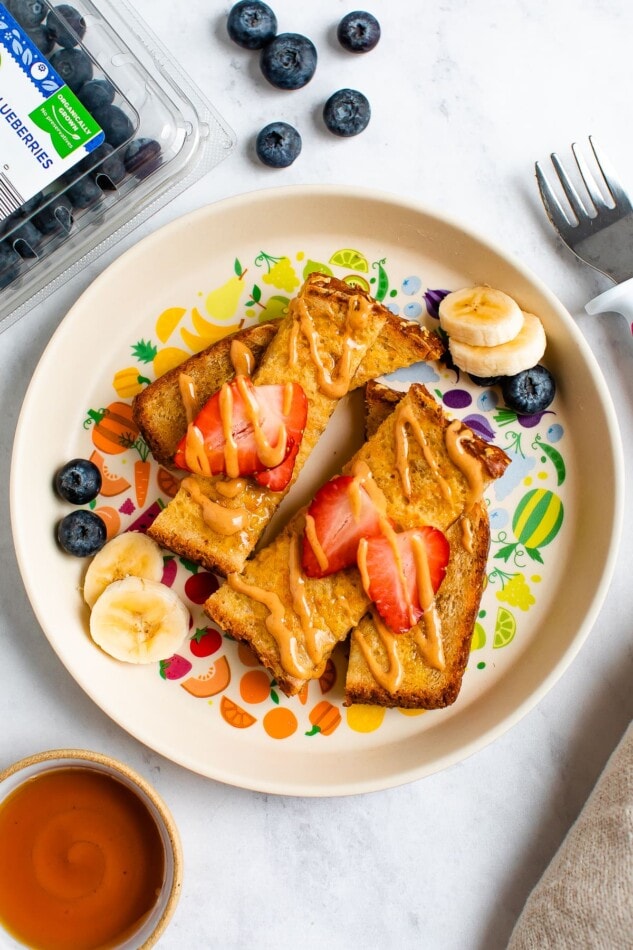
[91,104,135,147]
[501,364,556,414]
[8,0,46,29]
[78,79,116,112]
[124,138,161,178]
[49,48,93,92]
[337,11,381,53]
[66,175,103,209]
[227,0,277,49]
[323,88,371,136]
[256,121,302,167]
[46,3,86,48]
[55,458,102,504]
[57,510,107,557]
[33,195,74,235]
[0,242,22,289]
[260,32,317,90]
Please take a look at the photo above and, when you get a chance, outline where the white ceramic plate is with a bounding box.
[10,186,624,796]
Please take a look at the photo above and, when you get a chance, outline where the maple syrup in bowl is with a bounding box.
[0,749,182,950]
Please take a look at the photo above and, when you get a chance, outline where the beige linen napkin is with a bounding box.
[508,720,633,949]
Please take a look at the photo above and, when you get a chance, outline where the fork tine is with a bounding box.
[550,152,591,221]
[535,161,575,231]
[589,136,633,211]
[572,142,611,212]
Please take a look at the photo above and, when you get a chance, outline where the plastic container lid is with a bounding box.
[0,0,235,333]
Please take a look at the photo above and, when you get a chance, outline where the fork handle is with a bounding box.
[585,279,633,333]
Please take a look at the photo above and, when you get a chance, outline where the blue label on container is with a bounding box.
[0,3,104,220]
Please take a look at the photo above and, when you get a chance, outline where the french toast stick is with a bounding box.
[147,275,443,576]
[205,383,510,697]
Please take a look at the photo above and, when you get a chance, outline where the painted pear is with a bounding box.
[205,274,246,322]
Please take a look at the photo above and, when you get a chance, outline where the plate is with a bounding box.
[10,186,624,796]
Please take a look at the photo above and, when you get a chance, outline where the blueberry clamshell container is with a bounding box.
[0,0,235,334]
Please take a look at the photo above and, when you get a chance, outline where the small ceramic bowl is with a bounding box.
[0,749,183,949]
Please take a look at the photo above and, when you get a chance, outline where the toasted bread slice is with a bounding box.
[147,275,443,575]
[205,382,510,696]
[364,378,405,439]
[134,305,443,467]
[345,499,490,708]
[133,322,278,466]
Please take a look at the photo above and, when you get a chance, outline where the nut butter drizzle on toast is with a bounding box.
[145,274,443,576]
[204,382,510,700]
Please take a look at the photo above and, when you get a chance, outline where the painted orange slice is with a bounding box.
[90,450,131,497]
[220,696,256,729]
[181,655,231,698]
[157,467,182,499]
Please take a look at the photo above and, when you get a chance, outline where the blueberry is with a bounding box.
[57,510,107,557]
[66,175,103,209]
[92,104,135,147]
[260,32,317,90]
[501,364,556,415]
[9,220,43,257]
[25,23,54,55]
[227,0,277,50]
[469,373,502,387]
[8,0,45,28]
[337,11,381,53]
[18,191,44,216]
[46,3,86,48]
[50,48,93,92]
[78,79,115,112]
[0,242,21,289]
[323,88,370,136]
[123,138,161,178]
[55,458,102,504]
[33,194,74,234]
[74,142,122,182]
[255,122,301,167]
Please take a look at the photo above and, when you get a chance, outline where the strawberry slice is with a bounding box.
[302,475,383,577]
[174,378,307,485]
[361,527,449,633]
[254,440,301,492]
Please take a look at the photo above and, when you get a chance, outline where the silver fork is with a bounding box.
[536,137,633,327]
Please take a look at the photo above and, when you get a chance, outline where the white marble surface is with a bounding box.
[2,1,633,948]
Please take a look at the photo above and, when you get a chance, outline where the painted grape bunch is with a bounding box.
[77,246,568,740]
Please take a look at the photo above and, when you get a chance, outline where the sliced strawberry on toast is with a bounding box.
[302,474,383,577]
[174,378,307,490]
[360,527,450,633]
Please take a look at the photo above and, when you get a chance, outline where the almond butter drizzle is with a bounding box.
[215,478,247,499]
[181,477,249,536]
[444,419,485,551]
[411,533,445,670]
[289,293,373,398]
[178,373,197,426]
[227,573,311,678]
[229,338,255,377]
[304,512,329,572]
[353,611,404,694]
[394,401,452,503]
[233,375,288,470]
[288,533,329,664]
[184,425,212,477]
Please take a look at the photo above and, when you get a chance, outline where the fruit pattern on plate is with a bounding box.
[72,247,569,741]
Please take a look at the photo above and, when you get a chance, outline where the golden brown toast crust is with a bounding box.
[204,383,510,698]
[132,322,278,466]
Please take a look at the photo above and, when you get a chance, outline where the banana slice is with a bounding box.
[448,311,546,378]
[83,532,164,608]
[89,576,189,663]
[439,286,524,346]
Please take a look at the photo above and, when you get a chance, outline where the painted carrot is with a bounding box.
[134,459,151,507]
[119,433,152,507]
